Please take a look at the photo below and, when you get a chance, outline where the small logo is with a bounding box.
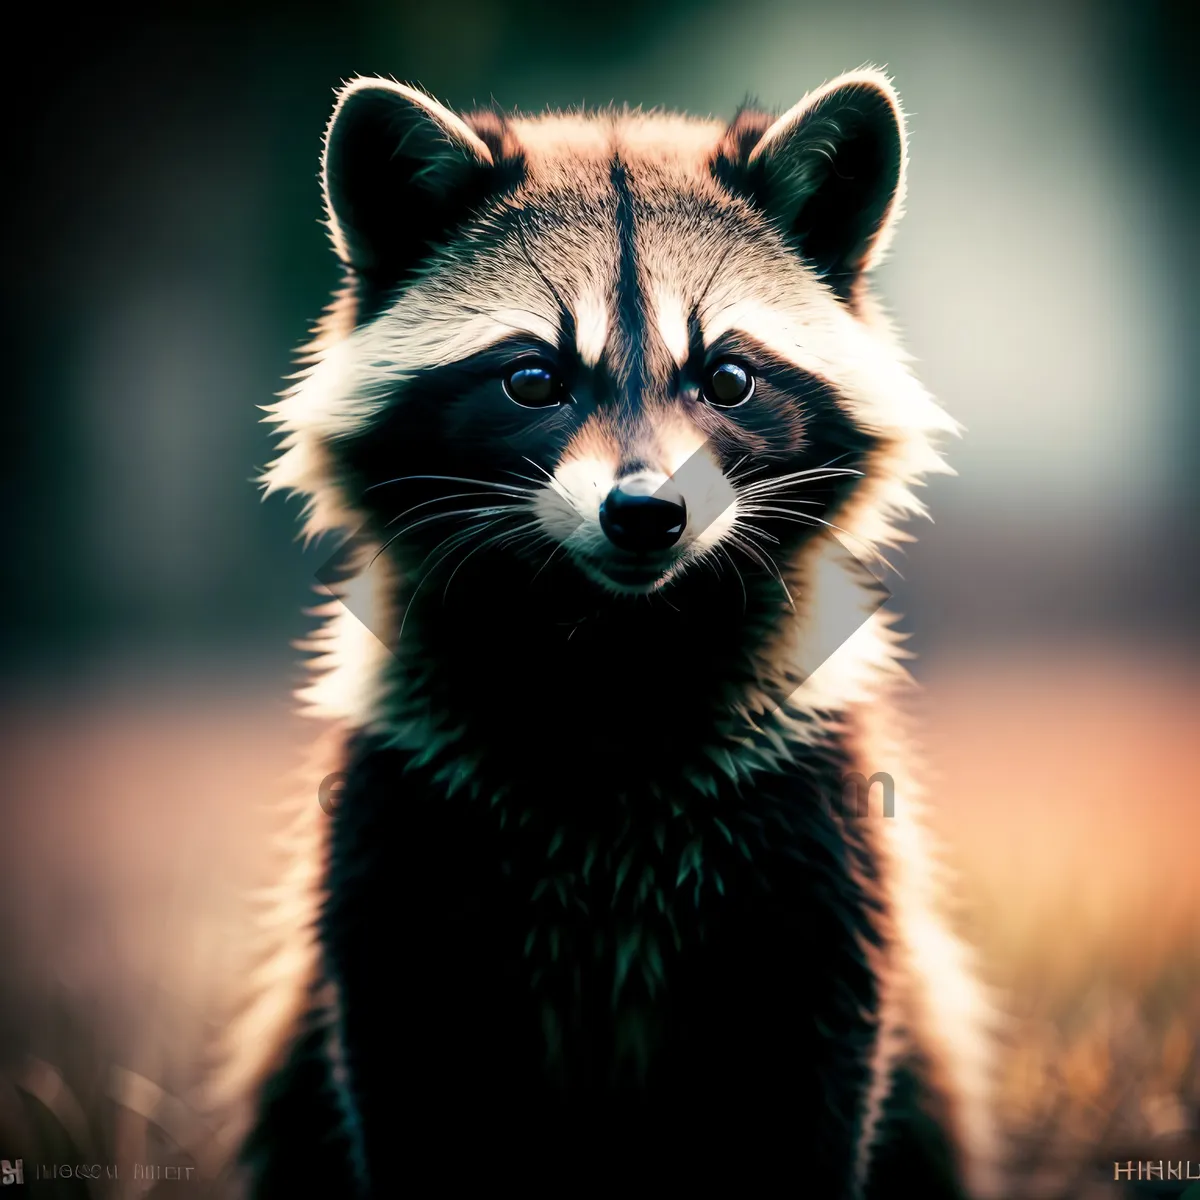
[318,772,346,814]
[0,1159,23,1186]
[1114,1161,1200,1183]
[836,771,895,819]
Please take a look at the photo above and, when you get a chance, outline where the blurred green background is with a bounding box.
[0,2,1196,1196]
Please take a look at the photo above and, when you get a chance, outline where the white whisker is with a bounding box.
[530,539,569,584]
[385,491,529,529]
[440,516,532,602]
[740,506,896,576]
[371,502,526,566]
[726,528,795,610]
[736,468,863,498]
[393,525,484,649]
[364,473,534,498]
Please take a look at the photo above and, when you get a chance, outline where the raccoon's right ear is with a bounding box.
[321,78,522,282]
[713,70,907,309]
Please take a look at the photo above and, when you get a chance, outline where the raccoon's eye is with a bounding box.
[503,361,567,409]
[703,359,755,408]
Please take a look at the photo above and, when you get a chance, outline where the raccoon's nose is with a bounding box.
[599,478,687,552]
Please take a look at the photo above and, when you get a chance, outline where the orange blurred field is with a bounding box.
[918,641,1200,1196]
[0,639,1196,1196]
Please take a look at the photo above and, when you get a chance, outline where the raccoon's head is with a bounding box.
[264,70,954,619]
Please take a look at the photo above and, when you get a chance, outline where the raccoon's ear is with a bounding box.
[321,77,518,281]
[715,70,906,305]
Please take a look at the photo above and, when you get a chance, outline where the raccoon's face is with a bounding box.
[270,72,952,610]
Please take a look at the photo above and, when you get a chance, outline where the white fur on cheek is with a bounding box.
[532,456,614,548]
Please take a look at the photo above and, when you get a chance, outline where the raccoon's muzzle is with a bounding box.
[599,476,687,552]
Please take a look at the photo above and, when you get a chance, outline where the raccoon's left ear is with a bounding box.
[715,69,907,306]
[321,77,522,283]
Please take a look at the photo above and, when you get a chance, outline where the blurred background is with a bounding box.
[1,0,1196,1195]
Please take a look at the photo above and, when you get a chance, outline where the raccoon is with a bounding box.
[214,69,1004,1198]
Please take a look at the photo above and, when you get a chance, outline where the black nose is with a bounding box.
[599,478,687,552]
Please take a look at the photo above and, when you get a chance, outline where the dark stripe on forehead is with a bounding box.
[687,308,705,367]
[609,157,647,404]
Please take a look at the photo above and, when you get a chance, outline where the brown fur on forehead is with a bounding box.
[481,118,829,312]
[357,104,832,366]
[475,116,831,388]
[636,204,820,319]
[506,109,728,178]
[487,112,769,264]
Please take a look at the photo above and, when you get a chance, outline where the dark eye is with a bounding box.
[702,359,754,408]
[503,361,566,408]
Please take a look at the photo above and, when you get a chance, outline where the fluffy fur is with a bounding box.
[207,68,1005,1198]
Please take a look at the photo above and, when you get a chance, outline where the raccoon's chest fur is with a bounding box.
[322,724,887,1102]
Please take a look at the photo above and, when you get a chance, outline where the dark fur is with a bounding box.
[247,727,965,1195]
